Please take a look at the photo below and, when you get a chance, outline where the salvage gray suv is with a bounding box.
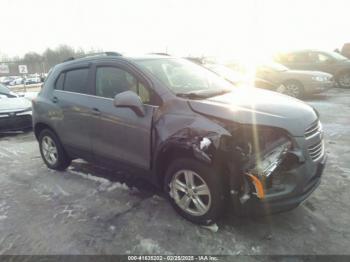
[32,53,326,225]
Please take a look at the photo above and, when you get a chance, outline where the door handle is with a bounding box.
[92,108,101,116]
[52,96,59,103]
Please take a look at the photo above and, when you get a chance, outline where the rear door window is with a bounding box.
[63,68,89,94]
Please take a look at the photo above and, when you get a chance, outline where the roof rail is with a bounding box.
[63,51,122,62]
[89,51,123,57]
[148,52,171,56]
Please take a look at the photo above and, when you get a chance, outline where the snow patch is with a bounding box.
[56,185,70,196]
[0,151,10,159]
[135,237,169,254]
[338,167,350,175]
[0,200,9,220]
[106,182,129,192]
[201,223,219,232]
[68,169,130,192]
[251,245,261,254]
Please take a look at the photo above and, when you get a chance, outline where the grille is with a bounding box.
[305,120,324,161]
[304,120,321,139]
[308,140,324,161]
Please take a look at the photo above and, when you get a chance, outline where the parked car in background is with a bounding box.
[0,83,19,98]
[0,76,16,86]
[199,62,279,90]
[204,62,332,98]
[0,84,32,132]
[274,50,350,88]
[9,77,24,86]
[32,53,325,225]
[256,62,334,98]
[341,43,350,59]
[25,76,41,85]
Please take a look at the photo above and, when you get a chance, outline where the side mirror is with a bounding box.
[113,91,145,117]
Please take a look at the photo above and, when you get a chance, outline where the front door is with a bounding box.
[89,64,156,170]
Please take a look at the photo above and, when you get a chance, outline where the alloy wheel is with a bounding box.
[338,73,350,87]
[41,136,58,165]
[170,170,211,216]
[281,83,301,98]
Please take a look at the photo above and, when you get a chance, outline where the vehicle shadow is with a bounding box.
[69,160,161,198]
[0,129,33,139]
[304,93,330,101]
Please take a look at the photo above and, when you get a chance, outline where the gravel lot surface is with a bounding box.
[0,88,349,256]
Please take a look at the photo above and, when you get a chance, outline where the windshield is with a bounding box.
[205,64,244,82]
[0,84,11,96]
[135,58,233,97]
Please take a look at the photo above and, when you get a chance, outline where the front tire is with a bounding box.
[39,129,71,171]
[337,72,350,88]
[164,158,225,225]
[278,80,304,98]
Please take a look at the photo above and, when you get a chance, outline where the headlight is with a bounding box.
[251,139,291,177]
[312,76,328,82]
[16,107,32,116]
[233,126,293,176]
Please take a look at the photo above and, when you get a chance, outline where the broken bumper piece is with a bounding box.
[241,153,326,215]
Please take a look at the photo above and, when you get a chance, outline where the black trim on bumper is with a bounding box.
[0,115,32,132]
[242,157,326,216]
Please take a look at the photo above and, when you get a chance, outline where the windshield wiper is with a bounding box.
[176,92,207,99]
[176,89,231,99]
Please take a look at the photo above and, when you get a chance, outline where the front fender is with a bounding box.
[153,113,231,168]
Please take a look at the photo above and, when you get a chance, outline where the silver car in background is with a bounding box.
[256,62,334,98]
[0,84,32,132]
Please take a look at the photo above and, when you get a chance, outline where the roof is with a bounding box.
[59,53,173,67]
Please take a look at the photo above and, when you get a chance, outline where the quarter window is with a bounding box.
[96,67,150,103]
[63,68,89,94]
[55,73,65,90]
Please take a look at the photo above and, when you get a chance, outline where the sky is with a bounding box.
[1,0,350,61]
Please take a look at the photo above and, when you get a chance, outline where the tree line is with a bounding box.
[0,45,102,76]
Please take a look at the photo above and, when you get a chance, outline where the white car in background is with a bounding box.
[25,77,41,85]
[9,77,24,86]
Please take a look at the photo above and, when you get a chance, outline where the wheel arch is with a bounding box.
[34,122,57,140]
[155,145,199,188]
[335,69,350,84]
[282,78,304,89]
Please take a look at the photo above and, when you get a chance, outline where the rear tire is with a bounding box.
[164,158,225,225]
[39,129,71,171]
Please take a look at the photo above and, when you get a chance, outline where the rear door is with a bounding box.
[89,61,157,170]
[52,66,94,159]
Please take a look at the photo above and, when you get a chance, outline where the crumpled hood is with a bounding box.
[0,97,32,113]
[188,87,317,137]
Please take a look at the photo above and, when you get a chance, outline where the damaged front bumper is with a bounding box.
[230,133,326,215]
[246,154,326,215]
